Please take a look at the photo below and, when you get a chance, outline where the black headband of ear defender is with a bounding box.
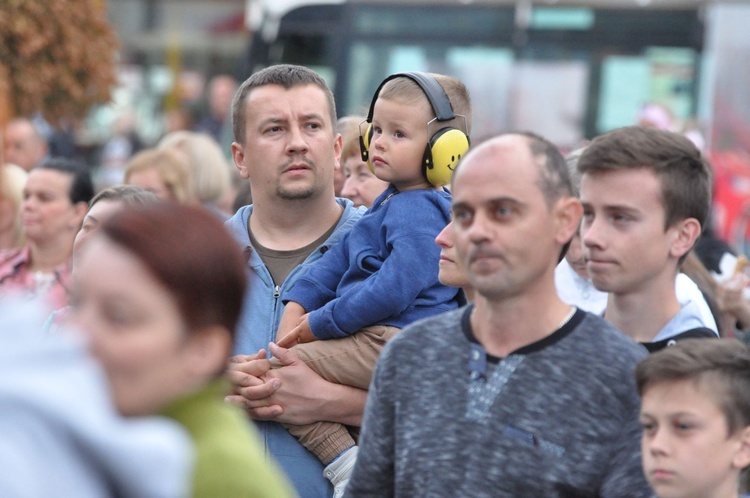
[360,71,462,164]
[365,71,457,125]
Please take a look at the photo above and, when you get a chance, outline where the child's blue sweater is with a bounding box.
[285,184,461,340]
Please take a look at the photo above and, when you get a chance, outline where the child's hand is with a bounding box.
[276,314,317,348]
[276,301,307,339]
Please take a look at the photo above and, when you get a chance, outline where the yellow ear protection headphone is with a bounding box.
[358,72,470,187]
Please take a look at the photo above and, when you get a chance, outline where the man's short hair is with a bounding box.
[519,132,573,207]
[379,73,473,134]
[232,64,337,145]
[36,158,94,205]
[452,131,572,207]
[577,126,712,230]
[636,339,750,436]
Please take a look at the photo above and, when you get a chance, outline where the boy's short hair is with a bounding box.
[232,64,337,145]
[577,126,712,231]
[636,339,750,436]
[378,73,473,134]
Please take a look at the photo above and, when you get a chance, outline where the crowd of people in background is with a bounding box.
[2,63,750,498]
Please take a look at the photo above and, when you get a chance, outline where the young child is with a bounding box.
[272,71,471,496]
[636,339,750,498]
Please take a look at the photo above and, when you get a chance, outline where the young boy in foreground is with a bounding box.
[636,339,750,498]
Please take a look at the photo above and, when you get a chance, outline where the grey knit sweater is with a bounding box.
[347,306,654,498]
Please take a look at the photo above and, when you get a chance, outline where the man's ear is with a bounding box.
[185,325,233,379]
[333,133,343,172]
[231,142,249,179]
[732,426,750,470]
[669,218,701,260]
[554,196,583,247]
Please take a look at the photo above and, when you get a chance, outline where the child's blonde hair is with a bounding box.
[379,73,472,134]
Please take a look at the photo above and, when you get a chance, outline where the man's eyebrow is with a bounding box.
[453,196,520,208]
[580,199,639,211]
[257,117,287,128]
[451,201,472,211]
[300,112,326,122]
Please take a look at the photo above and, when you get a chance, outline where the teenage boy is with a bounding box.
[636,338,750,498]
[578,126,718,352]
[273,72,471,496]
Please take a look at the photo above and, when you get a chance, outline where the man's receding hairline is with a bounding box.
[244,83,335,125]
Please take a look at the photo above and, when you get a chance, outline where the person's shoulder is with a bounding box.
[0,246,29,275]
[393,187,451,206]
[386,307,466,354]
[225,204,252,226]
[0,246,27,262]
[224,205,252,240]
[570,311,648,364]
[642,328,718,353]
[334,197,367,235]
[384,187,451,226]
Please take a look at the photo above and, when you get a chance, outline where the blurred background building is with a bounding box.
[85,0,750,248]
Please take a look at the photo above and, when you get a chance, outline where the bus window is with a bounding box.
[597,47,699,134]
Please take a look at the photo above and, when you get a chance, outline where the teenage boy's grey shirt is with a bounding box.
[347,306,654,498]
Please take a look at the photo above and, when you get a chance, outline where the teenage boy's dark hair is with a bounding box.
[577,126,712,231]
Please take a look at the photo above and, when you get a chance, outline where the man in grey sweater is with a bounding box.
[346,132,653,497]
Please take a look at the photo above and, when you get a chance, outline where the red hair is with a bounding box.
[101,204,247,337]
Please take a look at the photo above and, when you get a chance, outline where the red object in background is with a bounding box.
[710,150,750,251]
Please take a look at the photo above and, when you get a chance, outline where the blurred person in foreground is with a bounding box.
[45,185,161,333]
[0,158,93,310]
[70,203,295,497]
[0,163,29,251]
[0,297,193,498]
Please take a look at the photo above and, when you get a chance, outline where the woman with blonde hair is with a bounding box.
[158,131,232,218]
[124,148,195,204]
[0,163,28,251]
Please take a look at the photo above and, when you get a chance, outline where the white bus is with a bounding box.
[243,0,750,243]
